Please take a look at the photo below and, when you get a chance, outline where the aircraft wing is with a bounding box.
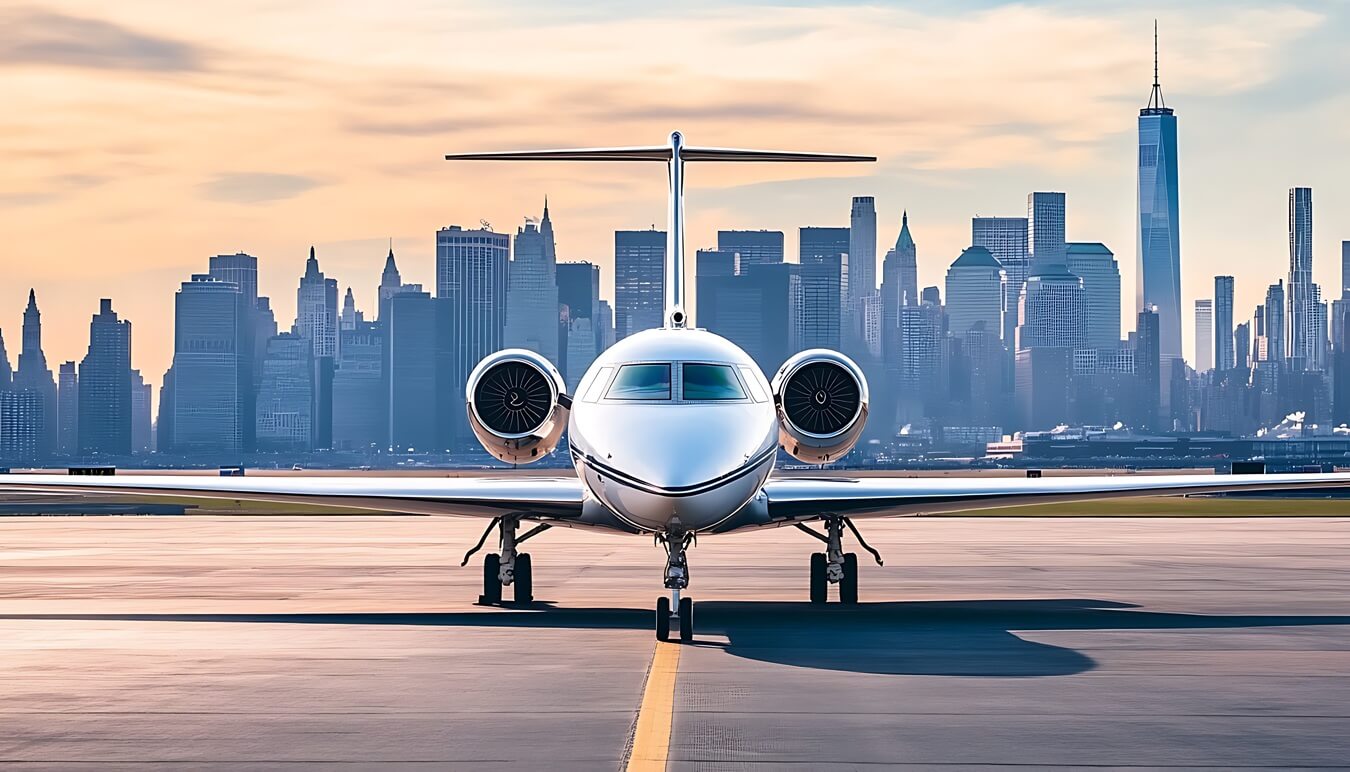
[0,474,589,521]
[762,472,1350,521]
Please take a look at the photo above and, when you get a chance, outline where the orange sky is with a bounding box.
[2,1,1348,390]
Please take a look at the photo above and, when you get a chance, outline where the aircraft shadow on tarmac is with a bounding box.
[8,598,1350,677]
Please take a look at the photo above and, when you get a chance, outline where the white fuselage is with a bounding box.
[567,328,779,533]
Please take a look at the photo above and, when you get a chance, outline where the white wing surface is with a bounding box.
[763,472,1350,521]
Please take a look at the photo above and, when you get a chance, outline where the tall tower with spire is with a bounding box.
[13,290,58,456]
[1137,20,1182,362]
[378,244,409,321]
[504,199,561,365]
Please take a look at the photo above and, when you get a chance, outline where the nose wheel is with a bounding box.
[656,532,695,642]
[801,518,879,604]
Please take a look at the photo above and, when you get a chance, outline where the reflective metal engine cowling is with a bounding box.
[466,349,570,464]
[770,349,869,464]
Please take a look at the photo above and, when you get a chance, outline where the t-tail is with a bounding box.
[445,131,875,329]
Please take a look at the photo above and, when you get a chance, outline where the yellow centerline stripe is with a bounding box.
[625,641,682,772]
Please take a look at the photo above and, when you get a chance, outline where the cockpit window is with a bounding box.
[606,363,672,400]
[682,363,747,401]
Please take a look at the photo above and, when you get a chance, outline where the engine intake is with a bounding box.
[771,349,869,464]
[466,349,569,464]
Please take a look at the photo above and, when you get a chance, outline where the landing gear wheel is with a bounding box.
[678,597,694,643]
[481,553,502,605]
[513,553,533,603]
[810,552,827,604]
[840,552,859,604]
[655,596,671,641]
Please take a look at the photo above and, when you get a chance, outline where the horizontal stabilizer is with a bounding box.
[446,146,874,163]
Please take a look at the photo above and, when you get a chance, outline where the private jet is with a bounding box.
[5,131,1350,642]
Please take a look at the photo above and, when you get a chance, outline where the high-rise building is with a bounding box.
[1342,240,1350,299]
[1194,299,1214,372]
[437,225,509,446]
[340,288,360,331]
[557,261,602,380]
[896,301,945,423]
[1027,192,1067,269]
[57,361,77,455]
[1287,187,1318,369]
[333,319,384,451]
[293,247,338,449]
[698,263,796,375]
[377,247,423,321]
[1017,263,1085,350]
[385,291,439,452]
[800,226,850,346]
[13,290,57,457]
[695,249,737,280]
[255,333,314,452]
[171,275,244,455]
[77,299,132,456]
[614,229,666,340]
[208,253,258,306]
[944,246,1004,339]
[0,328,11,390]
[848,197,877,303]
[1263,281,1286,364]
[716,230,783,267]
[130,369,152,454]
[1066,242,1122,349]
[1235,321,1251,372]
[1215,275,1235,371]
[1137,29,1182,362]
[0,390,40,462]
[886,213,918,309]
[505,202,560,366]
[208,253,260,451]
[972,216,1029,345]
[1135,307,1161,430]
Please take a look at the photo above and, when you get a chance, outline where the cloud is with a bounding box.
[0,8,206,72]
[197,173,325,204]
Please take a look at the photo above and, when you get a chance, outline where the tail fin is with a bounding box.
[446,131,875,329]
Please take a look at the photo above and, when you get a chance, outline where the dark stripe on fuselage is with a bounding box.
[572,444,777,500]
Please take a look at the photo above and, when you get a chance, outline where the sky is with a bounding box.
[2,0,1349,390]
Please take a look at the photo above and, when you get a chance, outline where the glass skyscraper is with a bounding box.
[972,216,1028,346]
[1066,242,1122,350]
[1194,299,1213,372]
[437,225,509,447]
[504,203,560,366]
[716,230,783,267]
[1287,187,1318,369]
[1137,52,1182,362]
[1214,275,1235,371]
[171,275,244,455]
[614,229,666,339]
[77,299,132,456]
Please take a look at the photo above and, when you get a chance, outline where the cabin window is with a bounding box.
[682,364,747,401]
[738,366,769,402]
[580,367,614,402]
[607,363,672,400]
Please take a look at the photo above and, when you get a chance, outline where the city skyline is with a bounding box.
[3,3,1348,384]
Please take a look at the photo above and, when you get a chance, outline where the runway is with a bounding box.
[2,515,1349,770]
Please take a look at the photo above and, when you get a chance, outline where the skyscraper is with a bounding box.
[1287,187,1318,369]
[57,361,77,455]
[944,246,1004,339]
[293,247,338,448]
[1066,243,1122,349]
[131,369,152,454]
[557,261,602,382]
[208,252,260,450]
[171,275,244,455]
[972,216,1029,345]
[888,213,917,308]
[1235,321,1251,372]
[333,319,384,452]
[698,263,795,375]
[1342,240,1350,299]
[1027,192,1067,269]
[614,229,666,339]
[1262,282,1286,364]
[0,390,40,462]
[1017,262,1085,350]
[0,329,10,389]
[255,333,314,452]
[385,291,439,452]
[1137,27,1182,362]
[13,290,57,457]
[1215,275,1235,371]
[1135,307,1162,430]
[799,227,850,351]
[716,230,783,267]
[848,197,877,304]
[77,299,132,456]
[504,202,560,366]
[1195,299,1213,373]
[437,225,509,446]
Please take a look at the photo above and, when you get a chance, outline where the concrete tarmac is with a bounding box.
[1,515,1349,770]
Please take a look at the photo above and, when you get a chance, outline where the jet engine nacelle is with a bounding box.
[770,349,869,464]
[466,349,570,465]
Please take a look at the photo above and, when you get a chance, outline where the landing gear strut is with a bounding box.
[463,516,550,605]
[799,517,881,604]
[656,531,695,643]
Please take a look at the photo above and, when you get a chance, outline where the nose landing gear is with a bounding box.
[799,517,882,604]
[462,516,550,605]
[656,531,695,642]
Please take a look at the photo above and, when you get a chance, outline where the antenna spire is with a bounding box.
[1147,20,1167,110]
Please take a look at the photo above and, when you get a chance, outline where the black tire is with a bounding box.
[678,597,694,643]
[481,553,502,604]
[840,552,859,604]
[513,553,533,603]
[810,552,827,604]
[655,596,671,641]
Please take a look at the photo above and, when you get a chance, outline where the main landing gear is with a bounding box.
[655,531,695,643]
[462,516,551,605]
[798,517,883,605]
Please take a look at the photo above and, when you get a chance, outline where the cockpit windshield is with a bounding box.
[682,363,747,400]
[606,363,672,400]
